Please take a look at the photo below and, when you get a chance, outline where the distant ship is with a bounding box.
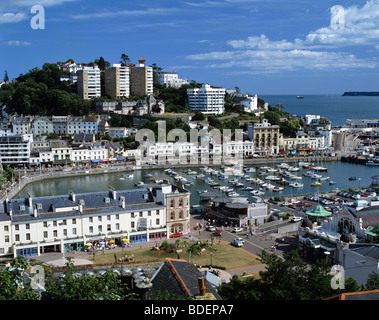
[296,96,304,99]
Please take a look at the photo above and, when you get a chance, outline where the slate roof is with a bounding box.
[150,258,221,300]
[348,244,379,260]
[6,188,165,223]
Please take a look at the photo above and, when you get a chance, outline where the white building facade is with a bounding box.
[187,84,226,115]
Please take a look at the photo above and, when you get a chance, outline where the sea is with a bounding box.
[260,94,379,127]
[14,94,379,204]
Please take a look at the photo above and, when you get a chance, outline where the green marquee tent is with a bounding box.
[306,204,332,217]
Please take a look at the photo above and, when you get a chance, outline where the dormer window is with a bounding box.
[19,205,25,211]
[105,198,110,203]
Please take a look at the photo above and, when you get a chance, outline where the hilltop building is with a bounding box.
[77,66,101,100]
[187,84,226,115]
[105,63,130,99]
[130,58,154,96]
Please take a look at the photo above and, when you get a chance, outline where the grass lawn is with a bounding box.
[88,240,262,270]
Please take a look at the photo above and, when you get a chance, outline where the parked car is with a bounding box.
[231,239,244,247]
[207,226,216,232]
[170,232,183,238]
[231,227,243,233]
[290,216,303,222]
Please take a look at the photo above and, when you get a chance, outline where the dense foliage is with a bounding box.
[218,250,362,300]
[1,63,93,116]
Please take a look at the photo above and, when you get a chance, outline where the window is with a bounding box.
[116,214,119,220]
[156,218,160,225]
[5,235,9,243]
[170,211,175,220]
[63,229,67,236]
[72,228,77,235]
[43,222,48,228]
[131,212,135,218]
[179,211,183,219]
[15,234,20,242]
[139,212,143,217]
[26,233,30,241]
[170,199,175,208]
[107,215,111,221]
[89,217,93,223]
[53,230,58,237]
[4,225,8,232]
[107,224,111,232]
[25,223,30,230]
[15,225,19,231]
[98,216,102,222]
[53,221,57,227]
[98,226,102,233]
[131,221,135,229]
[179,198,183,207]
[72,219,76,225]
[116,223,120,230]
[43,231,48,238]
[89,226,93,233]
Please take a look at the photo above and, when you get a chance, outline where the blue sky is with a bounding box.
[1,0,379,94]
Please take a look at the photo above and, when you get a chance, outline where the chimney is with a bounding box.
[33,205,38,218]
[78,200,84,213]
[9,208,12,217]
[198,277,206,296]
[69,190,76,202]
[120,196,125,209]
[27,192,32,208]
[109,186,116,199]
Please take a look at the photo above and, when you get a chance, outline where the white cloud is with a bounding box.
[71,8,180,20]
[185,0,379,74]
[0,12,27,24]
[6,40,31,46]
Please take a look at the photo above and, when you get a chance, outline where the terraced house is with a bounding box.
[0,184,190,258]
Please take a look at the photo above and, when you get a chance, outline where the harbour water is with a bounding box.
[260,94,379,127]
[15,160,379,206]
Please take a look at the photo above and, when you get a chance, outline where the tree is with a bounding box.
[4,70,9,83]
[218,250,360,300]
[120,53,131,66]
[365,272,379,290]
[0,256,38,300]
[43,257,138,300]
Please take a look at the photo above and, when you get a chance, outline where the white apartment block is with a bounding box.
[156,71,189,88]
[0,134,33,165]
[187,84,226,115]
[77,66,101,100]
[240,95,258,113]
[105,64,130,99]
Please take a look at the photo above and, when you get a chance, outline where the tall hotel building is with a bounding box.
[105,64,130,99]
[130,58,153,96]
[187,84,226,115]
[77,66,101,100]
